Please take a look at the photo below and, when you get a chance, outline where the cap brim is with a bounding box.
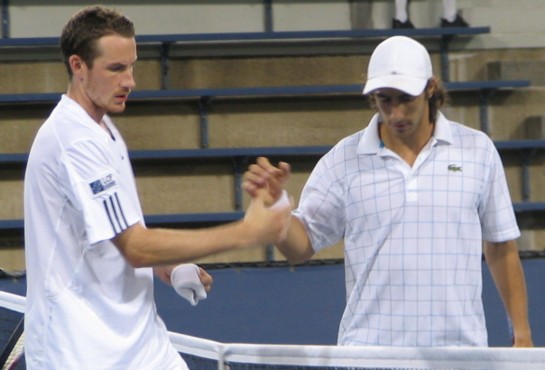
[363,75,428,96]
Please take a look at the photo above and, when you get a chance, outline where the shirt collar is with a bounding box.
[357,113,382,155]
[433,111,453,145]
[357,111,453,155]
[60,94,108,128]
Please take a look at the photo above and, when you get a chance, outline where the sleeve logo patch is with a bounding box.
[89,174,117,195]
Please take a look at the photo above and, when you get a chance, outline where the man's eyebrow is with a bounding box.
[107,61,135,69]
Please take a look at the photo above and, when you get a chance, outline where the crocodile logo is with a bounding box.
[448,164,462,172]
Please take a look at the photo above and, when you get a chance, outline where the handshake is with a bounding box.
[241,157,293,248]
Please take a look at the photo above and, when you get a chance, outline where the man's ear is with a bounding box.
[426,77,438,98]
[68,55,85,79]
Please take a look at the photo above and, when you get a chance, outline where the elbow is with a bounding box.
[124,252,149,269]
[282,247,314,266]
[112,225,154,268]
[118,245,152,268]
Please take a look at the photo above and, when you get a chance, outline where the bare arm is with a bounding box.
[483,240,533,347]
[113,195,291,268]
[276,215,315,264]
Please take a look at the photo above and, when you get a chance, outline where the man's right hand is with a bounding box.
[242,157,291,206]
[243,192,293,246]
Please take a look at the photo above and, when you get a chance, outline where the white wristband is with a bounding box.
[170,264,207,306]
[269,190,289,210]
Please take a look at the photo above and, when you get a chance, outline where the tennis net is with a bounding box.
[2,291,545,370]
[0,292,24,370]
[170,331,545,370]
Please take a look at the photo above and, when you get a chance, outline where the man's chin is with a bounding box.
[108,104,127,114]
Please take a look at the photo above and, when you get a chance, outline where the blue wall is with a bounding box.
[154,259,544,347]
[1,259,543,346]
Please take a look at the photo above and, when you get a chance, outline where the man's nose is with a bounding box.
[122,70,136,90]
[388,100,405,120]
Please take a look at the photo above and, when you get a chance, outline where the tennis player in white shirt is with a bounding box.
[23,6,291,369]
[243,36,533,348]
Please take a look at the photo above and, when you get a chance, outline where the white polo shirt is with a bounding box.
[294,112,520,347]
[24,95,185,369]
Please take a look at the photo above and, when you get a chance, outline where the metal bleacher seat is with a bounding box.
[0,26,539,231]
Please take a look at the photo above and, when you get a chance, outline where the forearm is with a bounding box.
[114,194,291,267]
[115,221,253,268]
[484,240,533,346]
[277,216,314,265]
[153,265,177,285]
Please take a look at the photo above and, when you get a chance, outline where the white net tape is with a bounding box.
[0,293,23,315]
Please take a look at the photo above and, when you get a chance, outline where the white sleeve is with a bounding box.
[479,144,520,242]
[293,152,346,252]
[62,139,142,245]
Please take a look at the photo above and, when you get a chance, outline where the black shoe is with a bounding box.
[392,18,415,29]
[441,14,469,28]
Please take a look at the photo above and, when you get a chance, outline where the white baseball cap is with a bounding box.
[363,36,433,96]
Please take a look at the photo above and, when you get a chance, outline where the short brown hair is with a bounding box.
[60,6,135,77]
[426,78,448,123]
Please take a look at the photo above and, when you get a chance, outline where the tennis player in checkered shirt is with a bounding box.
[244,36,533,348]
[23,6,291,370]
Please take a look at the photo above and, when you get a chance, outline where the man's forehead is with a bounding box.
[94,35,137,62]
